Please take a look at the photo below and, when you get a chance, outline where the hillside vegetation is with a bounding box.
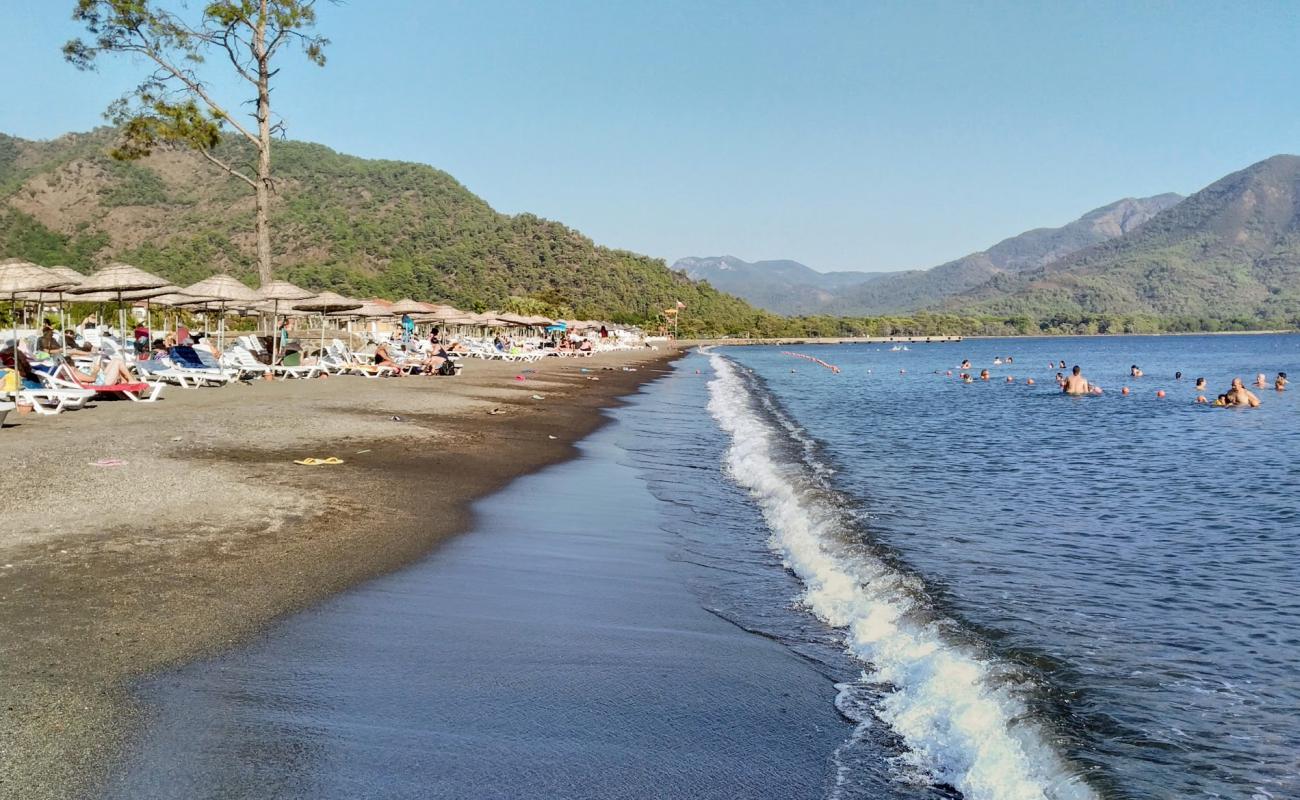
[947,156,1300,330]
[0,129,767,335]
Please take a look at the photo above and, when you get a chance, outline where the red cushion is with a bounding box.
[92,382,149,393]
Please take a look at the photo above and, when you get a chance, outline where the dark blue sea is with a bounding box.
[105,335,1300,800]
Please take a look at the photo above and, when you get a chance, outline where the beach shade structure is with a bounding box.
[292,291,363,357]
[11,264,86,344]
[256,280,316,367]
[66,263,171,348]
[0,260,74,373]
[42,267,85,336]
[387,298,427,342]
[387,298,427,316]
[181,275,261,351]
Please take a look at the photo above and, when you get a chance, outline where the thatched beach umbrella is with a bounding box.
[41,267,85,335]
[256,280,316,366]
[387,298,427,342]
[66,263,171,346]
[292,291,363,357]
[1,260,73,376]
[182,275,260,350]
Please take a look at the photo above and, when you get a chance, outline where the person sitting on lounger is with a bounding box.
[374,342,402,374]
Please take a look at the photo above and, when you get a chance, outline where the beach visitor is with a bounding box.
[1130,365,1143,378]
[1224,378,1261,407]
[979,368,990,381]
[374,342,402,374]
[960,359,971,369]
[1194,377,1207,392]
[67,355,136,386]
[599,325,609,339]
[1062,365,1091,396]
[1059,360,1067,369]
[1275,372,1287,391]
[401,313,414,343]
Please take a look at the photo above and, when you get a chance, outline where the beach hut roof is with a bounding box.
[182,274,261,304]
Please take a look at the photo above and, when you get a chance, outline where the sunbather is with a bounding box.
[374,342,402,374]
[66,356,136,387]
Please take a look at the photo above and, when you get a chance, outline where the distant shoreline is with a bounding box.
[686,329,1297,347]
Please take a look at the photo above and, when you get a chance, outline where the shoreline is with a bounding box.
[0,347,680,800]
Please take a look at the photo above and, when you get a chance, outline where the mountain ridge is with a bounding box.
[946,155,1300,323]
[0,128,771,335]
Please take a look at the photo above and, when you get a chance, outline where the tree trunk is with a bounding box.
[254,0,274,286]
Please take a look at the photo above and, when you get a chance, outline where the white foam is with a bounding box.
[706,354,1097,800]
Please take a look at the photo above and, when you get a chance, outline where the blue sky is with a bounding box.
[3,1,1299,272]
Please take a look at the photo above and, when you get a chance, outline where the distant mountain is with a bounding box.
[825,193,1184,315]
[672,255,886,315]
[948,156,1300,322]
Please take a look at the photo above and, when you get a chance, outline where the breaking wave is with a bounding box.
[705,353,1098,800]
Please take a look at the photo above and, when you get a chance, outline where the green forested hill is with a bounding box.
[947,156,1300,328]
[0,128,770,335]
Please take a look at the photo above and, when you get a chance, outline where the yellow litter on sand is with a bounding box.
[294,457,345,466]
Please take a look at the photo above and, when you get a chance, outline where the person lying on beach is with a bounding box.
[1225,378,1261,407]
[577,339,593,352]
[1062,365,1092,395]
[1254,373,1268,388]
[66,356,136,387]
[1276,372,1288,391]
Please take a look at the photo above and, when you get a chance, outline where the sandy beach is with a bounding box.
[0,347,679,800]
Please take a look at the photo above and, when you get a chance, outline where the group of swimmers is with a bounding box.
[948,358,1287,408]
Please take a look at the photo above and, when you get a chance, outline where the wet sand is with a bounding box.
[0,347,678,800]
[100,411,848,799]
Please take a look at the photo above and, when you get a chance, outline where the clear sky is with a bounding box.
[3,1,1299,272]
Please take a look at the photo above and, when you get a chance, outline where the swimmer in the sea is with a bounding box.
[1276,372,1288,391]
[1254,373,1268,388]
[980,369,990,381]
[1225,377,1261,408]
[1059,360,1066,369]
[1062,365,1091,396]
[1130,365,1143,378]
[960,359,971,369]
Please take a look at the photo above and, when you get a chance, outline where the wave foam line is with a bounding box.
[706,353,1096,800]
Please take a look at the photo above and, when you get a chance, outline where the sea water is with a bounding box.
[701,335,1299,800]
[106,335,1299,800]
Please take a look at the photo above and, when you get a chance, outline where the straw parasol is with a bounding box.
[11,265,85,339]
[292,291,363,357]
[387,298,426,316]
[182,275,260,350]
[256,280,316,366]
[1,260,74,375]
[65,263,171,349]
